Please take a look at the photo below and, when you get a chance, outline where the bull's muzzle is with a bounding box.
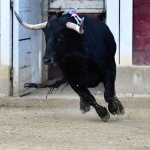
[43,57,55,65]
[43,58,50,65]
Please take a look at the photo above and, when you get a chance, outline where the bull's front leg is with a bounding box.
[70,84,110,122]
[80,97,91,114]
[103,64,125,115]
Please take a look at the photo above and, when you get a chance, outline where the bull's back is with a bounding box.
[83,16,116,65]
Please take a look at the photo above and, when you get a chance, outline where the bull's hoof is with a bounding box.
[108,98,125,115]
[96,106,110,122]
[81,105,91,114]
[80,98,91,114]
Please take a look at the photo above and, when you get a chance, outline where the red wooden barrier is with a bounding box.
[133,0,150,65]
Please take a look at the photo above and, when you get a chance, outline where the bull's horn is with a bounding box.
[79,17,84,33]
[14,11,47,30]
[66,17,84,34]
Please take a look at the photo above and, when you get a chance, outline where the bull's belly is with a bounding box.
[76,73,101,88]
[66,67,103,88]
[60,55,104,88]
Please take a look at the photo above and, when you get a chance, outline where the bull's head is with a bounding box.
[14,11,84,65]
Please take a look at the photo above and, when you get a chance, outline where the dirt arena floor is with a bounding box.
[0,92,150,150]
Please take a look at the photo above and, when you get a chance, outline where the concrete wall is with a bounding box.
[116,66,150,96]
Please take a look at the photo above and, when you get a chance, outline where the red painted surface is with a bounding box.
[134,21,150,36]
[133,0,150,65]
[134,36,150,51]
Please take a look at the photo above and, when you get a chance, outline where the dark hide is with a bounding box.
[42,14,125,121]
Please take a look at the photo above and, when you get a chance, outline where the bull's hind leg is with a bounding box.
[103,60,125,115]
[70,84,110,122]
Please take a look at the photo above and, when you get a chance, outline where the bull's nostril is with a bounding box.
[43,58,50,64]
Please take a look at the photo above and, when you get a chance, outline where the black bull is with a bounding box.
[15,12,125,122]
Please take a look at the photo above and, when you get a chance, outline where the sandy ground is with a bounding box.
[0,94,150,150]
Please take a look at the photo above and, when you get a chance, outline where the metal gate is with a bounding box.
[13,0,43,96]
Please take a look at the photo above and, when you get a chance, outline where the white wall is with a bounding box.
[106,0,120,65]
[0,0,12,96]
[0,0,12,66]
[0,3,1,62]
[120,0,133,66]
[107,0,133,66]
